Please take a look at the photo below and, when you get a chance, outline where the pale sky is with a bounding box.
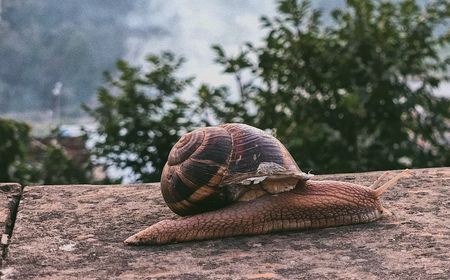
[125,0,276,94]
[124,0,449,97]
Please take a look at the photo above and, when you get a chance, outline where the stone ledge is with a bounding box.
[1,168,449,279]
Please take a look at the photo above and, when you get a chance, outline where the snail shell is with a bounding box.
[161,123,312,216]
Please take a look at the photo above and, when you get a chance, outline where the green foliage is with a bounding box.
[38,145,93,185]
[85,0,449,183]
[202,0,450,173]
[85,53,194,182]
[0,118,30,182]
[0,118,93,185]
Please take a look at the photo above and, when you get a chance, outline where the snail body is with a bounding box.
[125,123,410,245]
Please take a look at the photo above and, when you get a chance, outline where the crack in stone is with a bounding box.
[0,183,23,264]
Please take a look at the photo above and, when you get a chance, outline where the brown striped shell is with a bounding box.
[160,123,312,216]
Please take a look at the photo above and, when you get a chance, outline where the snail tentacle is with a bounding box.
[374,169,412,197]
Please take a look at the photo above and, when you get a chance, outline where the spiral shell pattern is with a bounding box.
[161,127,232,215]
[161,123,302,216]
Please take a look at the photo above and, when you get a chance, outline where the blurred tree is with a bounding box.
[0,118,30,182]
[36,145,93,185]
[84,52,194,182]
[0,118,93,184]
[203,0,450,173]
[84,0,449,183]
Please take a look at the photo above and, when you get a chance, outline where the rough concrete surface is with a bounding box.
[1,168,450,279]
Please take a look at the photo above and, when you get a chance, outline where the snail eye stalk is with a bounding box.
[374,169,412,197]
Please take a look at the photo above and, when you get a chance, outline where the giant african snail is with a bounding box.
[125,123,411,245]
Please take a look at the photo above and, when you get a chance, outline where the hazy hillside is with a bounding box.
[0,0,165,117]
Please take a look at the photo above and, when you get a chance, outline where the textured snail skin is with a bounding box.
[124,180,387,245]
